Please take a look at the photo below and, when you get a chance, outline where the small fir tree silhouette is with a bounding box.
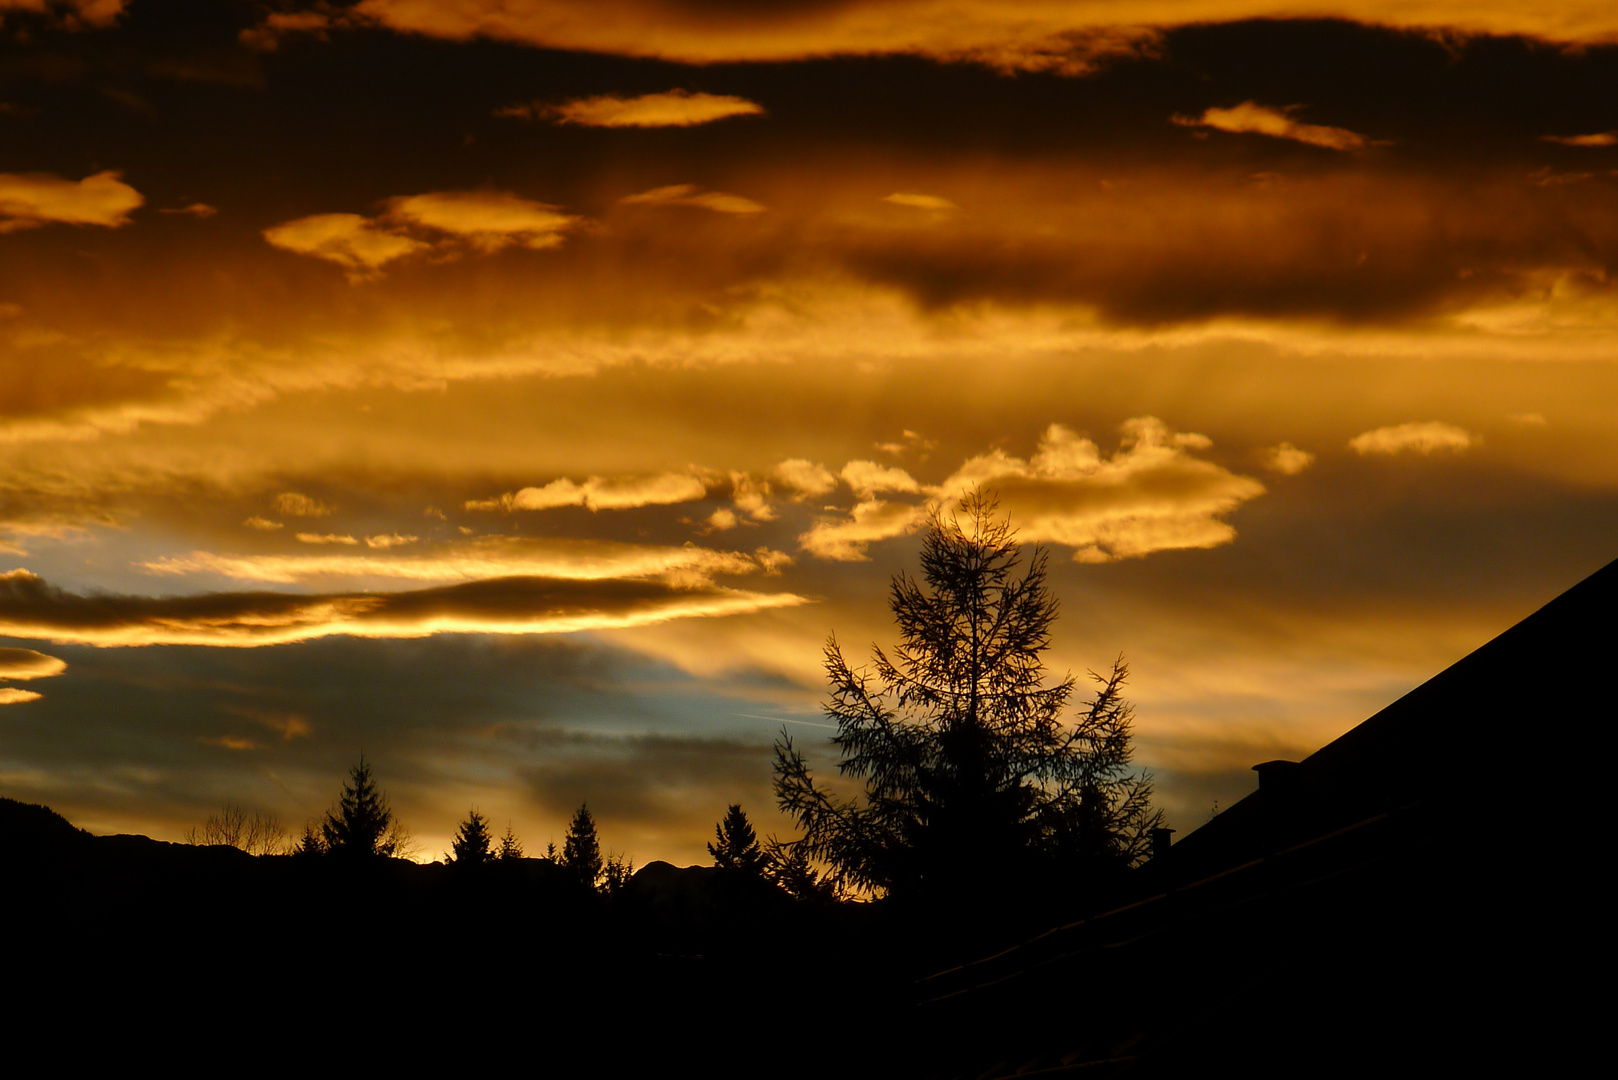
[765,838,839,904]
[602,851,635,896]
[448,808,494,867]
[560,802,603,890]
[294,820,326,858]
[497,823,524,861]
[708,804,766,875]
[321,755,398,860]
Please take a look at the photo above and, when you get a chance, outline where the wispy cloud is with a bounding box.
[1259,442,1316,475]
[1348,421,1478,456]
[385,191,580,251]
[0,568,806,648]
[264,190,581,279]
[1542,131,1618,147]
[620,184,765,215]
[274,492,332,517]
[798,499,930,562]
[140,536,768,585]
[262,212,428,280]
[466,472,708,512]
[539,89,764,128]
[772,459,838,498]
[884,192,959,212]
[1172,102,1376,151]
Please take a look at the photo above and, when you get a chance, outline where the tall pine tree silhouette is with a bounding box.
[709,804,765,875]
[447,808,494,867]
[560,802,603,891]
[321,755,397,860]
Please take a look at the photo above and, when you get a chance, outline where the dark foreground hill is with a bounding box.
[5,557,1608,1074]
[3,800,875,1073]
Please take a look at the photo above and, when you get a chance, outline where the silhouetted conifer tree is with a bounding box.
[602,851,635,896]
[765,838,839,904]
[709,804,766,875]
[774,492,1164,901]
[448,808,493,867]
[295,821,326,858]
[560,802,603,890]
[498,823,524,861]
[321,755,400,860]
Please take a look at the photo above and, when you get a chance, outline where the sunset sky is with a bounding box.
[3,0,1615,866]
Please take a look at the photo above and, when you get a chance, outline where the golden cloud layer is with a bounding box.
[1172,102,1376,150]
[0,171,143,232]
[340,1,1618,68]
[0,646,67,680]
[0,568,806,647]
[140,535,770,585]
[545,90,764,127]
[466,472,709,512]
[1348,421,1478,455]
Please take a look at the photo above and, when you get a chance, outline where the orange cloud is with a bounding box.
[385,191,580,251]
[773,459,838,498]
[0,170,143,232]
[620,185,765,215]
[0,0,123,29]
[264,191,581,278]
[1172,102,1376,150]
[466,472,708,512]
[884,192,959,212]
[544,90,764,128]
[273,492,332,517]
[798,499,930,562]
[1259,442,1316,475]
[365,533,417,549]
[0,646,66,681]
[262,213,427,280]
[296,533,359,545]
[839,460,922,500]
[1348,421,1478,456]
[1542,132,1618,147]
[936,419,1267,562]
[0,645,65,706]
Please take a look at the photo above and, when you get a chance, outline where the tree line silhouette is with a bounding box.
[191,494,1162,932]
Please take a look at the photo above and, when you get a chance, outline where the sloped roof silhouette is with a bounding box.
[911,556,1612,1077]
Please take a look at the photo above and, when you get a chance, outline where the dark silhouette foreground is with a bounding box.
[6,556,1608,1074]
